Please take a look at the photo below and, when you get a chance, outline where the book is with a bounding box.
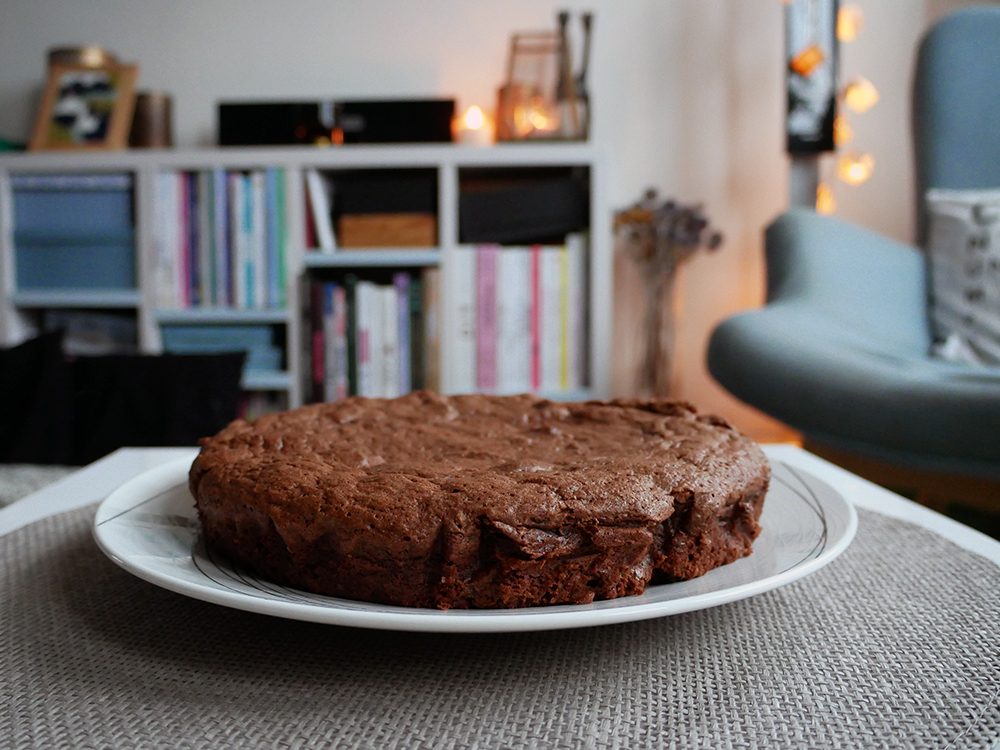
[496,247,532,393]
[212,168,230,307]
[265,168,281,310]
[185,172,200,306]
[310,281,325,402]
[409,274,424,391]
[393,272,412,395]
[305,168,336,252]
[381,284,399,397]
[344,274,359,395]
[197,171,213,307]
[355,280,377,396]
[250,171,267,309]
[530,245,542,391]
[540,244,564,392]
[153,172,178,309]
[475,245,499,392]
[332,284,349,400]
[178,173,191,308]
[227,173,246,309]
[447,247,477,393]
[421,268,441,392]
[322,282,338,402]
[567,232,589,389]
[274,169,287,308]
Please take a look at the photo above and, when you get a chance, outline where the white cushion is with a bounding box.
[925,188,1000,365]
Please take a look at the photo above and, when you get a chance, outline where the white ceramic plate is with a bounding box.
[93,454,856,633]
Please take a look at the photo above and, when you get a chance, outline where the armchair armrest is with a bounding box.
[766,209,932,355]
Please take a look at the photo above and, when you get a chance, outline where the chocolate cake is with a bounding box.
[189,392,769,609]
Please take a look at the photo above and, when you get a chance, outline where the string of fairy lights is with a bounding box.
[816,3,879,214]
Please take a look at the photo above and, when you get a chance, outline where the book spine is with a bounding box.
[568,232,589,389]
[310,281,324,402]
[153,172,176,309]
[382,284,399,397]
[178,173,190,308]
[475,244,499,391]
[409,274,424,391]
[251,171,267,310]
[265,168,280,310]
[212,169,228,307]
[421,268,441,392]
[186,172,200,307]
[345,274,359,396]
[322,282,337,402]
[197,171,213,307]
[305,168,336,252]
[559,243,570,391]
[394,272,412,395]
[356,281,375,396]
[530,244,541,392]
[275,168,287,308]
[496,248,532,393]
[449,248,477,393]
[228,174,245,309]
[333,284,349,400]
[541,245,563,392]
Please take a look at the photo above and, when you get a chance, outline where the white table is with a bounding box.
[2,444,997,567]
[3,444,999,749]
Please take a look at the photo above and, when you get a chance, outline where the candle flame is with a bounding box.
[463,105,485,130]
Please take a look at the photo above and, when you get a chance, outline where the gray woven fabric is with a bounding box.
[2,506,998,749]
[0,464,74,508]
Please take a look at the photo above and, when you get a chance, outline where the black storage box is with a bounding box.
[459,170,590,244]
[218,101,333,146]
[217,99,454,146]
[338,100,454,144]
[333,169,437,216]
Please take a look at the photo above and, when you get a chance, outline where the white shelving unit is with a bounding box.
[0,143,611,408]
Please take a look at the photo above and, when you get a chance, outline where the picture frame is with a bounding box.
[29,62,138,151]
[784,0,838,154]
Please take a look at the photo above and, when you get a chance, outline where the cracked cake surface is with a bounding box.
[189,391,770,609]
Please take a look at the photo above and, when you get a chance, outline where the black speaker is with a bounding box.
[217,99,455,146]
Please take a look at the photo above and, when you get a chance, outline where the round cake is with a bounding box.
[189,392,770,609]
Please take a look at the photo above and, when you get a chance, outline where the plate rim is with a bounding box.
[93,456,857,633]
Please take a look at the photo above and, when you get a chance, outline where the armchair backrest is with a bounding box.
[913,6,1000,241]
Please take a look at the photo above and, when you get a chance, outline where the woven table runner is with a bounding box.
[2,505,998,749]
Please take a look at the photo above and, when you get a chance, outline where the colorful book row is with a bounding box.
[445,235,588,395]
[153,169,287,310]
[309,269,440,402]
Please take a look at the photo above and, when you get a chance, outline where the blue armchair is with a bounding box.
[708,7,1000,483]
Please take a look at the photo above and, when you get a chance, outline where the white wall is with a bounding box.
[0,0,971,436]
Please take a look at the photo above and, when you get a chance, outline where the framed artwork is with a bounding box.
[29,63,138,151]
[785,0,838,154]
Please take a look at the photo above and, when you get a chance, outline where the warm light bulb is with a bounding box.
[837,152,875,186]
[816,182,836,214]
[837,4,864,42]
[843,78,879,113]
[834,115,853,146]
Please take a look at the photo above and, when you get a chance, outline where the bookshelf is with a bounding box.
[0,143,610,410]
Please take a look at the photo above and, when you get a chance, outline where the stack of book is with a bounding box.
[308,270,440,402]
[446,234,588,395]
[153,169,287,310]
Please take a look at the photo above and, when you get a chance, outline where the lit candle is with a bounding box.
[458,105,493,146]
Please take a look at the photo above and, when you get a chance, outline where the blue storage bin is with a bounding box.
[12,173,136,291]
[160,325,283,372]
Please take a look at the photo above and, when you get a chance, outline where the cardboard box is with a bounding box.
[337,213,437,248]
